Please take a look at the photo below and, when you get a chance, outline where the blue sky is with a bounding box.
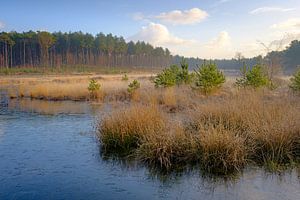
[1,0,300,58]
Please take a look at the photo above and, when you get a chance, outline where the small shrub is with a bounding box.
[194,62,225,94]
[236,64,269,89]
[122,74,129,81]
[127,79,140,94]
[177,59,193,84]
[290,69,300,92]
[154,65,180,87]
[88,79,101,99]
[154,59,193,87]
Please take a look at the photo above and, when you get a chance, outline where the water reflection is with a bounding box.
[100,149,300,200]
[0,96,299,200]
[7,98,103,115]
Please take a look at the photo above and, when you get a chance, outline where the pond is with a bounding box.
[0,96,299,200]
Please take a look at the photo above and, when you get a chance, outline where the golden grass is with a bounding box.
[136,124,246,174]
[3,74,153,101]
[98,88,300,174]
[28,83,90,100]
[2,74,299,174]
[98,104,166,155]
[199,126,246,174]
[189,90,300,166]
[137,123,200,169]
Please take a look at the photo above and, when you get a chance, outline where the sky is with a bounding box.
[1,0,300,59]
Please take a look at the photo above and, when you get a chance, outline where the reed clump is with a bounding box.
[98,89,300,174]
[99,105,166,155]
[199,127,246,174]
[189,90,300,169]
[137,124,201,169]
[134,124,246,175]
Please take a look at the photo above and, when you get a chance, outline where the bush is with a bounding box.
[236,64,269,88]
[88,79,101,99]
[154,65,179,87]
[194,62,225,94]
[122,74,129,81]
[177,59,192,84]
[154,59,193,87]
[290,69,300,92]
[127,79,140,94]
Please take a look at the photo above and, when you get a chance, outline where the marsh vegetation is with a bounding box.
[99,63,299,175]
[1,62,300,176]
[98,89,300,175]
[1,99,299,199]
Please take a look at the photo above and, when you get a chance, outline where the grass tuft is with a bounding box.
[199,127,246,175]
[137,124,201,169]
[98,105,165,156]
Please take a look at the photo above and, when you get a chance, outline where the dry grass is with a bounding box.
[199,126,246,174]
[3,74,153,101]
[2,74,299,175]
[28,83,91,100]
[98,88,300,174]
[137,123,201,169]
[136,124,246,174]
[189,90,300,167]
[98,104,166,155]
[161,87,177,106]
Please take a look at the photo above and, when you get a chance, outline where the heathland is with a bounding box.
[1,61,300,176]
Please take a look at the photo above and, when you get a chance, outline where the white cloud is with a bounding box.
[128,22,193,46]
[155,8,208,25]
[206,31,231,48]
[129,22,298,59]
[271,18,300,30]
[269,18,300,51]
[250,7,295,14]
[129,25,234,58]
[197,31,233,58]
[0,21,5,29]
[237,32,300,58]
[237,42,264,57]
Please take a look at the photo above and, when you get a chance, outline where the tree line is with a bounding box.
[264,40,300,73]
[173,40,300,74]
[0,30,299,73]
[0,31,172,68]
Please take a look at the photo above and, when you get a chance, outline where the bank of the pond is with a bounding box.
[1,74,300,175]
[1,98,300,200]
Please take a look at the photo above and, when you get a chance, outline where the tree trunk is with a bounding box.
[23,41,26,66]
[5,42,8,69]
[10,45,12,68]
